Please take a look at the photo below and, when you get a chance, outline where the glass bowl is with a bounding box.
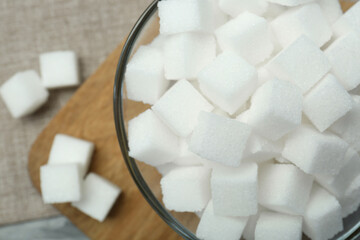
[113,1,360,239]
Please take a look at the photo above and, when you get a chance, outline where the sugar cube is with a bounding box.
[257,66,275,87]
[246,78,303,141]
[332,2,360,37]
[128,109,179,166]
[271,3,332,48]
[215,12,274,65]
[258,164,314,215]
[155,162,180,176]
[48,134,94,178]
[303,74,352,132]
[190,112,252,167]
[198,51,257,115]
[148,34,167,50]
[163,33,216,80]
[196,200,248,240]
[317,0,342,25]
[330,95,360,151]
[160,166,211,212]
[303,184,343,240]
[218,0,269,17]
[338,184,360,218]
[263,3,287,20]
[39,51,80,89]
[242,134,283,163]
[40,164,82,203]
[282,125,349,175]
[325,31,360,91]
[1,70,49,119]
[125,46,169,105]
[316,148,360,198]
[152,79,213,137]
[211,163,258,217]
[71,173,121,222]
[254,211,302,240]
[236,109,250,124]
[264,0,314,7]
[173,138,203,166]
[242,206,265,240]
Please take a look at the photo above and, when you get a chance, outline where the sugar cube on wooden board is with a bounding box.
[72,173,121,222]
[39,51,80,89]
[48,134,95,178]
[0,70,49,118]
[40,164,82,204]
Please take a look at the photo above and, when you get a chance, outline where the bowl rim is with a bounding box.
[113,0,197,239]
[113,1,360,240]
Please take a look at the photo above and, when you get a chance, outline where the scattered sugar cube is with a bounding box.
[125,46,169,105]
[211,163,258,217]
[264,0,314,7]
[163,33,216,80]
[242,134,283,163]
[246,78,303,141]
[198,51,257,115]
[218,0,268,17]
[0,70,49,118]
[332,2,360,37]
[254,211,302,240]
[303,184,343,240]
[152,79,213,137]
[160,166,211,212]
[242,206,265,240]
[316,148,360,198]
[258,164,314,215]
[40,164,82,203]
[325,31,360,91]
[317,0,342,25]
[71,173,121,222]
[39,51,80,89]
[215,12,274,65]
[155,162,180,176]
[196,200,248,240]
[330,95,360,151]
[266,35,331,93]
[173,138,203,166]
[338,184,360,218]
[128,109,179,166]
[282,125,349,175]
[271,3,332,48]
[190,112,252,167]
[48,134,94,178]
[303,74,352,132]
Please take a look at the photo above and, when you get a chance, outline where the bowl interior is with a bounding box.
[114,1,360,239]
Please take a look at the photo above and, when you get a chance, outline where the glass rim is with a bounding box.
[113,1,360,239]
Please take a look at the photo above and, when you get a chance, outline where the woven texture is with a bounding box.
[0,0,150,225]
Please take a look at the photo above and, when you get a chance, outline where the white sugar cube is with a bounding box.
[303,184,343,240]
[152,79,213,137]
[148,34,167,50]
[265,0,314,7]
[39,51,80,89]
[242,134,283,163]
[128,109,179,166]
[236,109,251,123]
[190,112,252,167]
[254,211,302,240]
[271,3,332,48]
[211,163,258,217]
[332,2,360,37]
[198,51,257,115]
[258,164,314,215]
[40,164,82,203]
[282,125,348,175]
[330,95,360,151]
[339,185,360,218]
[242,206,265,240]
[247,78,303,141]
[0,70,49,119]
[155,162,180,176]
[71,173,121,222]
[163,33,216,80]
[215,12,274,65]
[266,35,331,93]
[263,3,287,20]
[48,134,94,178]
[325,31,360,91]
[316,148,360,198]
[160,166,211,212]
[317,0,342,25]
[196,200,248,240]
[257,66,275,87]
[219,0,268,17]
[173,139,202,166]
[125,46,169,105]
[303,74,352,132]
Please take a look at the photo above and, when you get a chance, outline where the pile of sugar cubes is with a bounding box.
[40,134,121,222]
[0,51,80,119]
[126,0,360,239]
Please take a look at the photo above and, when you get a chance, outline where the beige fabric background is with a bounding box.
[0,0,150,225]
